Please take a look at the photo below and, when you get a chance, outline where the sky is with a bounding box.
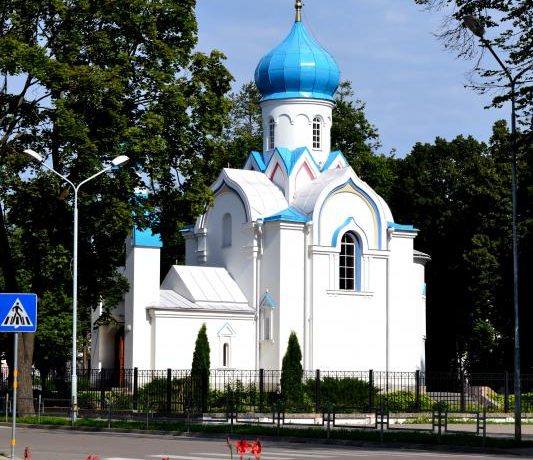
[195,0,507,157]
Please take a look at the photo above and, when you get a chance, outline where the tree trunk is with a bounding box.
[0,201,36,416]
[17,333,36,416]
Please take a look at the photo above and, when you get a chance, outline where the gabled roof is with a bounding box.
[292,167,349,215]
[156,266,254,313]
[212,168,288,222]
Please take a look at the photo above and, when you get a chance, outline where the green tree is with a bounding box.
[415,0,532,128]
[222,81,263,168]
[331,81,397,202]
[391,125,514,372]
[280,331,304,409]
[191,323,210,412]
[191,323,211,372]
[0,0,232,414]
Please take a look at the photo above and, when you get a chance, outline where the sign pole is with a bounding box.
[10,332,18,460]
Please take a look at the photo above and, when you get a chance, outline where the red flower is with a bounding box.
[235,439,250,458]
[251,439,262,459]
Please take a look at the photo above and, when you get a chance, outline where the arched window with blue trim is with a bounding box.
[339,232,361,290]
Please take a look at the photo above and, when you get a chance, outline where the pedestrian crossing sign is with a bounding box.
[0,293,37,332]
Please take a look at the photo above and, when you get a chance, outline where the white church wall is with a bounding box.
[261,99,333,165]
[184,232,197,266]
[388,232,424,371]
[311,249,388,371]
[414,260,427,371]
[124,243,160,370]
[258,221,282,370]
[205,189,254,305]
[148,310,255,370]
[277,222,306,369]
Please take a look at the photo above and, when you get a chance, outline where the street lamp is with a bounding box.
[463,15,528,442]
[24,149,128,425]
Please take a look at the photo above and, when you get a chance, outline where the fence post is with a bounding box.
[133,368,139,411]
[166,368,172,415]
[460,372,466,412]
[369,369,374,411]
[99,370,105,411]
[201,368,208,414]
[415,370,421,412]
[259,369,264,413]
[315,369,321,413]
[504,370,509,413]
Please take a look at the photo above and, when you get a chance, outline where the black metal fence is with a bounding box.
[2,368,533,418]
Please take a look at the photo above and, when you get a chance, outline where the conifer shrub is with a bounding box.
[280,332,304,410]
[191,324,211,412]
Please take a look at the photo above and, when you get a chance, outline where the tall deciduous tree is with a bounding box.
[331,81,397,202]
[414,0,532,128]
[223,81,263,167]
[391,125,515,373]
[0,0,232,413]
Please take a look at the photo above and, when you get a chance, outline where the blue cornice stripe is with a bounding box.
[387,222,419,232]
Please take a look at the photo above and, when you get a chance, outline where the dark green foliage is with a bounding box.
[191,324,210,412]
[0,0,232,391]
[280,332,304,409]
[222,82,263,168]
[331,81,397,201]
[305,377,375,410]
[381,391,436,412]
[191,323,210,372]
[391,128,515,373]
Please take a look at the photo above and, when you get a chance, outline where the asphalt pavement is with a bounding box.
[2,426,533,460]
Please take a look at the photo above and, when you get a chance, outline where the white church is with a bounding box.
[92,2,429,373]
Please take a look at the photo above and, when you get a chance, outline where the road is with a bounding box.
[0,427,530,460]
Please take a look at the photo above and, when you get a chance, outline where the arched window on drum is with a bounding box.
[312,116,322,150]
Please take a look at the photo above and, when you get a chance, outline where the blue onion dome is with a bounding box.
[254,19,341,102]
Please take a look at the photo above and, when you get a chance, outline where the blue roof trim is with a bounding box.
[260,291,277,308]
[245,146,322,177]
[261,91,336,102]
[264,206,309,223]
[249,151,267,172]
[387,222,419,232]
[133,227,162,248]
[322,150,347,171]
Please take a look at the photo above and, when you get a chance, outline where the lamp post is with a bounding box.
[463,15,528,442]
[24,149,128,425]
